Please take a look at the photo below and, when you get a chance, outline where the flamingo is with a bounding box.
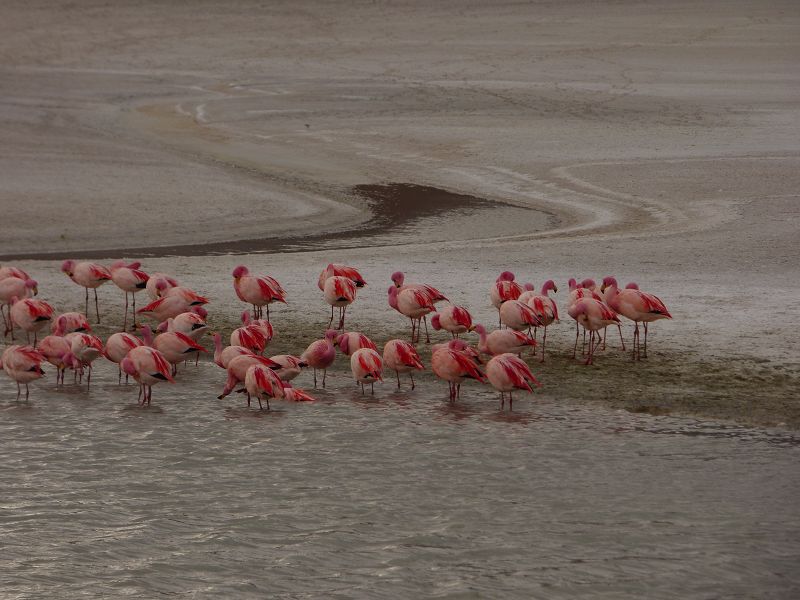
[51,312,91,336]
[164,308,208,341]
[63,332,104,385]
[485,353,541,409]
[431,305,473,339]
[431,346,486,402]
[37,335,72,385]
[0,277,37,335]
[499,299,542,332]
[61,260,111,323]
[601,277,672,360]
[382,339,424,389]
[324,276,357,330]
[267,355,307,382]
[145,272,179,300]
[301,329,337,387]
[473,324,536,356]
[390,271,448,302]
[318,263,366,290]
[567,298,620,365]
[350,347,383,394]
[103,332,144,383]
[137,285,200,322]
[335,331,378,356]
[120,346,175,406]
[232,265,286,322]
[1,345,45,400]
[110,260,149,331]
[431,339,483,365]
[240,311,274,346]
[0,266,30,281]
[230,324,268,354]
[218,354,280,400]
[165,285,208,307]
[388,285,435,343]
[490,271,523,326]
[153,330,207,374]
[212,332,254,369]
[244,364,315,410]
[524,280,559,361]
[9,297,54,344]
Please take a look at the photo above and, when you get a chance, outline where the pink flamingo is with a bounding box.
[336,331,377,356]
[137,282,202,322]
[51,312,92,336]
[153,330,207,374]
[383,339,424,389]
[120,346,175,405]
[145,272,179,300]
[110,260,149,331]
[490,271,523,326]
[218,354,280,400]
[0,266,30,281]
[1,345,45,400]
[165,285,208,307]
[61,260,111,323]
[486,353,541,409]
[0,277,37,335]
[64,332,104,386]
[212,332,254,369]
[244,364,315,410]
[232,265,286,322]
[164,307,208,341]
[230,324,268,354]
[473,323,536,357]
[9,297,54,344]
[390,271,448,302]
[240,310,274,346]
[601,277,672,360]
[323,276,357,330]
[301,329,338,387]
[499,299,542,331]
[568,298,620,365]
[524,280,559,361]
[351,347,383,394]
[103,332,144,383]
[267,355,307,382]
[431,339,483,365]
[431,305,473,339]
[388,285,435,343]
[431,346,486,402]
[318,263,366,290]
[37,335,72,385]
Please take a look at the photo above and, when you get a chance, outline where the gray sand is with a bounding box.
[1,0,799,426]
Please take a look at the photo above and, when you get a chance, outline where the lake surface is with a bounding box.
[2,361,798,599]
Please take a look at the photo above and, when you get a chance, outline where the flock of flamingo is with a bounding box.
[0,261,671,410]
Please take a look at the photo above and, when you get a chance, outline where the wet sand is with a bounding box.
[2,0,799,430]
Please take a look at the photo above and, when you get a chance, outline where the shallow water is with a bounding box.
[2,360,798,599]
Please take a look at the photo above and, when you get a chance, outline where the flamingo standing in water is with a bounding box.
[0,277,37,335]
[568,298,620,365]
[9,297,54,344]
[318,264,366,290]
[103,332,144,383]
[165,307,208,341]
[137,281,207,323]
[431,345,486,402]
[51,312,91,336]
[485,353,541,409]
[232,265,286,322]
[390,271,447,338]
[240,311,274,346]
[490,271,523,326]
[110,260,149,331]
[212,332,254,369]
[267,355,307,382]
[524,280,559,361]
[388,285,435,343]
[153,330,207,375]
[336,331,377,356]
[431,305,473,339]
[61,260,111,323]
[301,329,337,388]
[1,345,45,400]
[601,277,672,360]
[383,339,424,389]
[244,364,315,410]
[324,276,357,330]
[230,323,268,355]
[37,335,72,385]
[64,332,104,387]
[350,348,383,394]
[217,354,281,400]
[473,324,536,357]
[120,346,175,406]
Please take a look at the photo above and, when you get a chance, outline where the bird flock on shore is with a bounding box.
[0,261,671,410]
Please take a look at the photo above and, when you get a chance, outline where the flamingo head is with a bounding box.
[325,329,338,341]
[191,306,208,318]
[625,282,639,290]
[568,278,577,291]
[448,339,469,351]
[232,265,249,279]
[600,276,618,292]
[390,271,404,287]
[430,313,442,330]
[473,323,486,336]
[497,271,515,282]
[61,260,75,276]
[580,278,596,290]
[25,279,38,295]
[523,282,535,291]
[155,279,168,292]
[542,279,557,294]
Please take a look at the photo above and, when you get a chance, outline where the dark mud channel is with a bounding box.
[1,184,521,261]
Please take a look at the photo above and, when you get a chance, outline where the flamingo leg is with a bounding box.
[16,381,21,400]
[509,392,513,411]
[360,382,365,395]
[371,383,374,395]
[410,372,415,390]
[87,365,92,389]
[322,369,327,388]
[328,305,334,327]
[617,324,626,351]
[25,383,30,401]
[257,397,263,410]
[266,304,270,324]
[573,324,580,359]
[396,370,401,389]
[632,323,640,361]
[643,323,649,358]
[132,293,138,329]
[313,368,318,388]
[94,288,101,323]
[123,292,129,331]
[540,326,547,362]
[423,316,430,343]
[85,286,89,321]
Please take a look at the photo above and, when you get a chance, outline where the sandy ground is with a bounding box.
[1,0,799,426]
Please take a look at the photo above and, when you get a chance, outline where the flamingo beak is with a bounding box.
[553,286,558,293]
[600,284,607,292]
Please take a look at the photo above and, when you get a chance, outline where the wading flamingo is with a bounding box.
[63,332,104,386]
[0,266,30,281]
[336,331,377,356]
[110,260,149,331]
[218,354,281,400]
[1,345,45,400]
[267,355,307,382]
[485,353,541,409]
[51,312,91,336]
[9,297,54,344]
[524,280,559,361]
[120,346,175,406]
[499,299,542,332]
[212,333,254,369]
[61,260,111,323]
[431,305,473,339]
[601,277,672,360]
[301,329,338,387]
[103,332,144,383]
[350,348,383,394]
[473,324,536,357]
[232,265,286,322]
[318,264,366,290]
[383,339,424,389]
[431,346,486,402]
[37,335,71,385]
[0,278,37,335]
[568,298,620,365]
[388,285,435,344]
[153,331,207,374]
[324,276,357,330]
